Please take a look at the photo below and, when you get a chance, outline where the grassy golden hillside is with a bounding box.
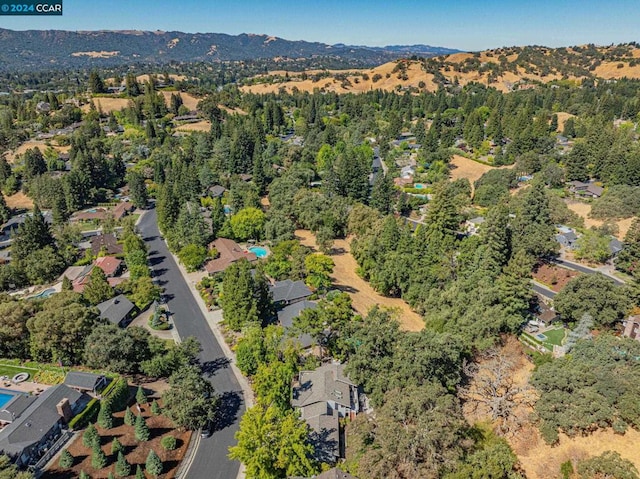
[241,43,640,94]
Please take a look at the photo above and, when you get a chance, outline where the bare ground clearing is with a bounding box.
[564,199,634,240]
[295,230,424,331]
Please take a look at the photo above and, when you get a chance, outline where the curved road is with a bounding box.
[138,207,243,479]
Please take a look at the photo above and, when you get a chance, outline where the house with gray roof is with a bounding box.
[270,279,312,305]
[63,372,108,394]
[292,363,360,462]
[0,384,88,468]
[97,294,136,327]
[555,230,578,249]
[278,300,318,350]
[207,185,227,198]
[609,237,624,256]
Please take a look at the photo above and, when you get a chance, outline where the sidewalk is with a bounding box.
[167,247,254,479]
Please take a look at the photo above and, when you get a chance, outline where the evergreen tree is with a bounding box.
[91,442,107,469]
[151,400,161,415]
[111,437,123,455]
[59,449,74,468]
[61,275,73,291]
[135,464,144,479]
[219,259,260,331]
[370,173,394,214]
[79,471,91,479]
[97,399,113,429]
[127,172,148,209]
[0,194,9,226]
[82,423,99,448]
[511,181,557,259]
[83,267,115,306]
[145,449,163,478]
[124,406,135,426]
[134,414,150,442]
[114,450,131,477]
[136,386,148,404]
[11,205,54,264]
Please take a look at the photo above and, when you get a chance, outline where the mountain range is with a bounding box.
[0,28,461,71]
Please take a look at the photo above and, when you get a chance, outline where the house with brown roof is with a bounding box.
[622,316,640,342]
[112,201,135,220]
[71,208,109,222]
[90,233,123,256]
[94,256,123,277]
[204,238,257,275]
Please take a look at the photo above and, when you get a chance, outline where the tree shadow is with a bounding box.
[214,391,243,431]
[334,284,359,294]
[149,256,166,266]
[200,357,231,377]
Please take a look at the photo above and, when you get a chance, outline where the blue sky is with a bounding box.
[1,0,639,51]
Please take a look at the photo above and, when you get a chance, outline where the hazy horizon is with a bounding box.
[1,0,639,51]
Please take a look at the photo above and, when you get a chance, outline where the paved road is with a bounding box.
[554,258,625,285]
[532,281,557,299]
[138,207,243,479]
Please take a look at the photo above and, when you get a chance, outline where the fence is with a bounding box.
[31,429,74,476]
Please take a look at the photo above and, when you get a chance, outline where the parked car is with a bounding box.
[200,420,213,438]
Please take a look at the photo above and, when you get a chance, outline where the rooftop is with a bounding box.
[204,238,257,274]
[97,294,135,326]
[270,279,312,304]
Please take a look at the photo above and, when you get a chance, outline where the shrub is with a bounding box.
[59,449,74,468]
[136,385,147,404]
[151,400,161,415]
[124,406,135,426]
[134,414,150,442]
[69,398,100,430]
[160,435,177,451]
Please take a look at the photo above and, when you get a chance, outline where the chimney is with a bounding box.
[56,398,72,423]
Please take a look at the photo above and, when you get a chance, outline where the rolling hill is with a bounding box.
[0,28,460,72]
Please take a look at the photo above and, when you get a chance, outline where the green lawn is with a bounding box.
[542,327,567,348]
[0,363,38,380]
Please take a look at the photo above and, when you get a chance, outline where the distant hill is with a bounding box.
[240,43,640,95]
[0,28,461,72]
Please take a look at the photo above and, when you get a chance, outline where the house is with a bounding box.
[292,363,360,462]
[531,295,559,326]
[270,279,312,305]
[0,211,53,242]
[94,256,123,277]
[400,165,415,179]
[238,173,253,182]
[569,180,604,198]
[63,372,108,395]
[0,384,88,468]
[112,201,135,220]
[622,316,640,342]
[90,233,123,256]
[204,238,257,275]
[97,294,136,328]
[555,230,578,250]
[278,300,318,349]
[207,185,227,199]
[609,238,624,256]
[465,216,485,236]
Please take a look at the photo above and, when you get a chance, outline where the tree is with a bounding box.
[88,71,105,94]
[11,205,54,265]
[0,454,34,479]
[145,449,163,478]
[135,464,144,479]
[151,400,161,415]
[83,423,99,448]
[124,407,135,426]
[167,201,210,251]
[111,437,123,455]
[370,173,395,214]
[91,443,107,470]
[134,414,150,442]
[83,267,115,306]
[219,259,260,331]
[28,292,98,363]
[136,385,148,405]
[162,365,217,430]
[58,449,74,468]
[510,181,558,259]
[0,299,35,359]
[79,471,91,479]
[114,451,131,477]
[161,435,177,451]
[0,195,9,227]
[84,324,152,374]
[229,404,318,479]
[577,451,639,479]
[61,275,73,291]
[97,399,113,429]
[574,229,612,263]
[304,253,334,290]
[252,360,296,411]
[178,244,208,272]
[127,171,148,209]
[230,207,265,241]
[553,273,630,327]
[21,246,66,285]
[616,218,640,275]
[128,276,162,309]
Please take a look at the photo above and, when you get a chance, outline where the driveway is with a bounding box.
[137,207,243,479]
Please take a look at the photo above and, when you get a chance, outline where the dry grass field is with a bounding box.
[555,111,576,132]
[3,192,34,209]
[4,141,69,164]
[82,97,130,114]
[448,155,514,193]
[175,120,212,132]
[564,199,634,239]
[159,91,200,110]
[295,229,424,331]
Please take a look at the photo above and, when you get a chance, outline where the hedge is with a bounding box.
[68,398,100,430]
[68,377,130,430]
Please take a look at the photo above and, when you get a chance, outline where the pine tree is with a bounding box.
[134,414,150,442]
[145,449,163,478]
[79,471,91,479]
[124,406,135,426]
[127,171,148,209]
[108,473,115,479]
[91,442,107,469]
[82,423,99,448]
[11,204,54,264]
[97,399,113,429]
[0,194,9,226]
[135,464,145,479]
[88,71,105,94]
[83,267,115,306]
[114,450,131,477]
[150,400,161,415]
[61,275,73,291]
[370,173,394,214]
[136,386,148,404]
[59,449,74,468]
[111,437,123,455]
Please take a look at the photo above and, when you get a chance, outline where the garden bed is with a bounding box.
[531,263,581,292]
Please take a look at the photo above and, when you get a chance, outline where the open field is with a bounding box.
[555,111,575,132]
[175,120,212,132]
[449,154,514,193]
[4,140,70,164]
[159,91,200,110]
[3,191,34,209]
[83,97,130,114]
[564,199,634,240]
[295,230,424,331]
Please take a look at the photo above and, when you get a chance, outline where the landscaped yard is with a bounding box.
[522,326,567,352]
[0,361,65,384]
[531,263,581,292]
[0,363,37,379]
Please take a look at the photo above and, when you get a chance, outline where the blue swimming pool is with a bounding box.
[414,183,427,189]
[249,246,268,258]
[0,392,16,408]
[28,288,56,300]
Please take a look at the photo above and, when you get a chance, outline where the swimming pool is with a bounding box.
[249,246,268,258]
[28,288,56,300]
[0,392,16,409]
[223,206,232,214]
[414,183,427,189]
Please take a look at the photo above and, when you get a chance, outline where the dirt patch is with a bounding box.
[3,191,34,209]
[295,230,424,331]
[71,51,119,58]
[532,263,581,292]
[83,98,131,114]
[555,112,575,132]
[449,155,513,193]
[175,121,211,132]
[46,399,191,479]
[564,199,634,240]
[159,91,200,111]
[4,140,69,164]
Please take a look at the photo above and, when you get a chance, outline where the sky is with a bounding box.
[1,0,639,51]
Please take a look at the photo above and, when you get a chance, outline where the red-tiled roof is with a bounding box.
[94,256,123,277]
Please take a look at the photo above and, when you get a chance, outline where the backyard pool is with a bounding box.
[535,333,548,341]
[249,246,268,258]
[28,288,56,300]
[224,205,232,214]
[414,183,427,189]
[0,391,16,408]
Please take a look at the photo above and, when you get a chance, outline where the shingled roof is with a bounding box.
[269,279,312,304]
